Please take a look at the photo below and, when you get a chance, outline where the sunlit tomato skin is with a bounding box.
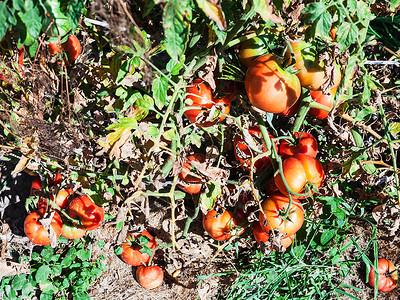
[61,35,82,62]
[53,188,74,209]
[184,79,231,127]
[286,41,341,91]
[238,35,269,67]
[279,132,318,159]
[368,258,398,292]
[245,54,301,114]
[253,222,294,248]
[30,177,43,196]
[202,208,245,241]
[24,210,63,245]
[177,153,206,194]
[259,193,304,236]
[48,42,61,55]
[61,221,86,239]
[308,90,335,119]
[67,195,104,230]
[120,230,157,266]
[136,265,164,289]
[233,126,277,174]
[274,153,324,196]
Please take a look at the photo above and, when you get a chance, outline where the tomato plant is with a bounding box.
[253,221,294,248]
[24,210,63,245]
[234,126,276,173]
[245,54,301,114]
[67,195,104,230]
[136,265,164,289]
[120,230,157,266]
[368,258,398,292]
[202,207,245,241]
[286,41,341,91]
[274,153,324,196]
[61,221,86,240]
[184,79,231,127]
[177,153,206,194]
[259,193,304,236]
[308,90,335,119]
[279,132,318,159]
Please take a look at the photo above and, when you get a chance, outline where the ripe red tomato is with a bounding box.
[48,42,61,55]
[120,230,157,266]
[279,132,318,159]
[184,79,231,127]
[274,153,324,196]
[136,265,164,289]
[238,34,269,67]
[202,208,245,241]
[30,177,43,196]
[253,221,294,248]
[245,54,301,114]
[234,126,277,174]
[61,221,86,239]
[24,210,63,245]
[67,195,104,230]
[177,153,205,194]
[279,97,301,117]
[308,90,335,119]
[286,41,341,91]
[259,193,304,236]
[61,35,82,62]
[368,258,398,292]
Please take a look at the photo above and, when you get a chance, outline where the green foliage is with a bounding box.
[0,239,105,300]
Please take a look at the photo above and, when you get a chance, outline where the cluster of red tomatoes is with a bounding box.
[177,131,323,250]
[119,230,164,289]
[24,174,104,246]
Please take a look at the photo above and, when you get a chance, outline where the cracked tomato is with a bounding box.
[279,132,318,159]
[368,258,398,292]
[177,153,206,194]
[202,207,245,241]
[67,195,104,230]
[184,79,231,127]
[24,209,63,245]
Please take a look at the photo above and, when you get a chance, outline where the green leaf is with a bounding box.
[163,128,177,141]
[61,247,77,267]
[316,12,331,37]
[389,122,400,135]
[199,182,221,211]
[66,0,87,29]
[146,124,159,137]
[320,229,336,245]
[41,247,54,263]
[174,190,186,200]
[51,264,62,276]
[42,0,73,38]
[77,249,91,261]
[302,2,326,22]
[114,246,123,256]
[337,22,357,51]
[35,265,51,284]
[163,0,192,61]
[166,57,184,75]
[0,3,16,41]
[152,76,168,110]
[11,274,26,290]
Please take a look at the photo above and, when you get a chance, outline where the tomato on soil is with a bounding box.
[67,195,104,230]
[308,90,335,119]
[177,153,206,194]
[61,221,86,240]
[274,153,324,196]
[234,126,277,174]
[279,132,318,159]
[24,210,63,245]
[368,258,398,292]
[184,79,231,127]
[53,188,74,209]
[245,54,301,114]
[253,221,294,248]
[203,207,245,241]
[136,265,164,289]
[121,230,158,266]
[259,193,304,236]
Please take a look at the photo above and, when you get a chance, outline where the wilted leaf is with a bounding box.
[199,182,221,213]
[196,0,227,31]
[252,0,284,24]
